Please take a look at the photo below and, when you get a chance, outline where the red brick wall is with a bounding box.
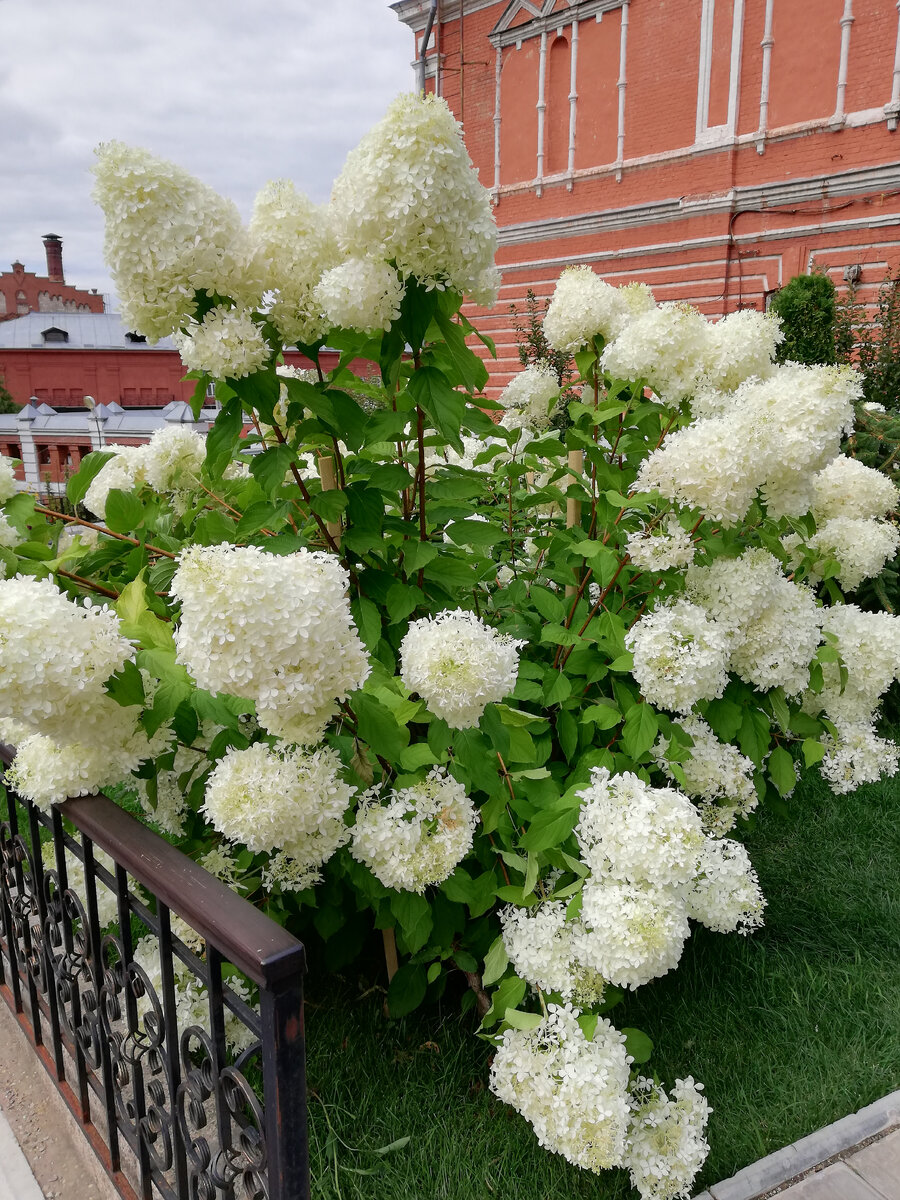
[401,0,900,396]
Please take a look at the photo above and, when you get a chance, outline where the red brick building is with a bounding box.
[0,236,104,323]
[393,0,900,394]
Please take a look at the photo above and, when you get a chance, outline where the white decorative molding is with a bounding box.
[695,0,745,147]
[885,0,900,129]
[495,160,900,246]
[615,0,629,179]
[489,0,621,48]
[832,0,855,126]
[391,0,501,33]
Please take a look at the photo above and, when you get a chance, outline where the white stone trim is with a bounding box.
[886,1,900,128]
[567,18,579,185]
[489,0,621,48]
[536,28,548,191]
[756,0,775,151]
[493,44,503,193]
[695,0,745,146]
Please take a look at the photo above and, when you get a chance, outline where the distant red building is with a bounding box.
[0,235,104,323]
[393,0,900,395]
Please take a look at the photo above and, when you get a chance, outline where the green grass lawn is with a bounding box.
[303,761,900,1199]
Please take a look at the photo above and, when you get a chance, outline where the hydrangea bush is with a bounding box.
[1,93,899,1199]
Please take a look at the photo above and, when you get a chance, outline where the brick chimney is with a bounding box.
[42,234,64,284]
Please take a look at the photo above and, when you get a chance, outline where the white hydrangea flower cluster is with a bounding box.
[819,719,900,794]
[568,768,764,989]
[174,305,269,381]
[328,93,499,300]
[0,455,16,503]
[313,257,404,335]
[250,179,338,346]
[500,901,606,1006]
[638,364,859,525]
[0,513,18,549]
[350,768,477,892]
[497,363,561,433]
[810,455,899,522]
[5,720,163,810]
[683,549,823,698]
[0,576,134,743]
[625,598,730,713]
[203,742,353,885]
[542,266,655,352]
[625,515,696,572]
[172,544,370,744]
[600,303,712,403]
[41,841,119,929]
[92,142,264,341]
[489,1005,632,1172]
[84,426,207,519]
[699,309,782,395]
[801,515,900,592]
[652,715,758,835]
[626,1076,711,1200]
[808,604,900,725]
[133,936,256,1054]
[683,838,766,935]
[400,609,523,729]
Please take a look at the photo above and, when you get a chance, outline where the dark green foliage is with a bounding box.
[839,267,900,410]
[0,382,18,414]
[769,273,837,365]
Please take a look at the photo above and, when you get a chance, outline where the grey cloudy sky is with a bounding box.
[1,1,415,307]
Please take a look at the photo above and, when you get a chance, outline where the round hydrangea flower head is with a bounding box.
[489,1005,632,1173]
[329,93,498,300]
[0,576,135,743]
[313,256,404,335]
[0,514,18,550]
[0,455,16,504]
[250,179,339,346]
[579,878,691,990]
[819,718,900,794]
[400,609,523,729]
[5,710,159,810]
[171,544,370,744]
[203,742,354,884]
[803,516,900,593]
[139,425,206,495]
[686,549,823,697]
[625,598,730,713]
[174,305,269,381]
[498,363,561,432]
[575,768,705,888]
[542,267,653,352]
[652,715,757,835]
[92,141,264,342]
[807,604,900,724]
[625,515,696,572]
[84,445,147,520]
[626,1076,711,1200]
[350,768,477,892]
[810,454,899,523]
[700,308,783,394]
[636,411,766,526]
[500,901,605,1005]
[683,838,766,935]
[600,302,713,403]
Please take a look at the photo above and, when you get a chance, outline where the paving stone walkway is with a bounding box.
[695,1092,900,1200]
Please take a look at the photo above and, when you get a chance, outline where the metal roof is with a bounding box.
[0,401,219,438]
[0,312,178,351]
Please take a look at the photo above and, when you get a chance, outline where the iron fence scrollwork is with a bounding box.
[0,743,308,1200]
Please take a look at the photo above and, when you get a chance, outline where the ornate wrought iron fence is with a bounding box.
[0,744,309,1200]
